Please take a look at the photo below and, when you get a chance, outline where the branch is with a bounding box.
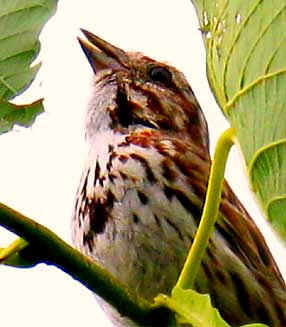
[0,128,237,326]
[0,203,173,326]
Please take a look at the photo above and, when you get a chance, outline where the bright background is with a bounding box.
[0,1,285,326]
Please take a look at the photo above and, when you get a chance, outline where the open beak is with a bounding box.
[78,29,128,74]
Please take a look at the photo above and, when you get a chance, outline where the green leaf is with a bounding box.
[155,287,268,327]
[0,0,58,134]
[191,0,286,241]
[0,98,44,133]
[156,287,230,327]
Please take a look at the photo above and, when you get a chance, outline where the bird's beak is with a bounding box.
[78,29,128,74]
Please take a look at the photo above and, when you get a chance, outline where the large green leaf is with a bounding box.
[191,0,286,241]
[0,0,57,134]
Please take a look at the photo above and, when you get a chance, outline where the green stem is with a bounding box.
[0,203,173,326]
[0,237,28,263]
[176,128,235,290]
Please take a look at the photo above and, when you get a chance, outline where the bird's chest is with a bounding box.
[72,130,165,250]
[72,131,196,295]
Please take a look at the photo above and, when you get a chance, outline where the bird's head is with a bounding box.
[78,29,209,150]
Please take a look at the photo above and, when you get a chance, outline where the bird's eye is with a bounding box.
[148,66,173,85]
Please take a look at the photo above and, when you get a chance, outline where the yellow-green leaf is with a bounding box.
[155,287,268,327]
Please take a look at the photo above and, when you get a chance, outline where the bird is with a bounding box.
[72,29,286,326]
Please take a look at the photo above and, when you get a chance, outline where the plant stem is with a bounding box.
[0,237,28,263]
[176,128,235,290]
[0,203,173,326]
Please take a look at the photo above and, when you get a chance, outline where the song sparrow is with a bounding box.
[72,29,286,326]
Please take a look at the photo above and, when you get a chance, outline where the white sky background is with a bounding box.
[0,1,285,326]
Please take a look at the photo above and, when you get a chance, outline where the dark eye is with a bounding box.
[148,66,173,85]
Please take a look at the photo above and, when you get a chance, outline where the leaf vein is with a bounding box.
[0,4,44,20]
[0,76,17,95]
[225,69,286,111]
[222,0,264,100]
[239,3,286,89]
